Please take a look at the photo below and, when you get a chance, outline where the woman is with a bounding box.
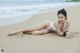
[8,9,73,38]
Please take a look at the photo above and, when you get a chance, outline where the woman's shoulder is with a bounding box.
[66,20,69,22]
[66,20,70,24]
[54,20,70,26]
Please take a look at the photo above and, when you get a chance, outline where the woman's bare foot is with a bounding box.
[8,31,19,36]
[8,33,17,36]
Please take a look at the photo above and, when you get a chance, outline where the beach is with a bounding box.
[0,5,80,53]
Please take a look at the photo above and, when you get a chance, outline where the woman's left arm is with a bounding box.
[63,21,70,32]
[63,21,73,38]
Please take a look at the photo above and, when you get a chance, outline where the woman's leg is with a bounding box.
[31,29,49,35]
[8,21,50,36]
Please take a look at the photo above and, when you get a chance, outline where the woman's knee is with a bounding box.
[31,31,41,35]
[41,29,49,33]
[31,30,47,35]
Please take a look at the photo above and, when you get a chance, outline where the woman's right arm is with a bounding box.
[55,22,73,38]
[55,22,63,36]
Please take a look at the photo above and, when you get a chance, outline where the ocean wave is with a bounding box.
[0,2,80,18]
[0,2,80,26]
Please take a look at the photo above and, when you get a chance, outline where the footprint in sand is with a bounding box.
[74,32,80,34]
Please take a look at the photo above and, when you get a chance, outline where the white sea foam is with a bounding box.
[0,2,80,26]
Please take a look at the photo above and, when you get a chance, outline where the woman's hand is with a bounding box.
[65,32,73,38]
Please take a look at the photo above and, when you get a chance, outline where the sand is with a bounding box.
[0,5,80,53]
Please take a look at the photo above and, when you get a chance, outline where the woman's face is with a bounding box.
[57,13,66,23]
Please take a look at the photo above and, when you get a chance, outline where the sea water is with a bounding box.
[0,0,80,26]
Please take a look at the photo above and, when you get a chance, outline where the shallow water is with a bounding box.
[0,2,80,27]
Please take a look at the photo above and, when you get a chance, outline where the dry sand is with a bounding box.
[0,5,80,53]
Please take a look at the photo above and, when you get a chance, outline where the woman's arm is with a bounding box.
[55,21,73,38]
[63,21,70,32]
[55,22,64,36]
[55,21,70,36]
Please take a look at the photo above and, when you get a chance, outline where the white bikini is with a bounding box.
[49,21,67,32]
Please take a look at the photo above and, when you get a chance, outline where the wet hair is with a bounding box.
[57,9,67,20]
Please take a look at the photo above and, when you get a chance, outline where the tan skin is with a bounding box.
[8,14,73,38]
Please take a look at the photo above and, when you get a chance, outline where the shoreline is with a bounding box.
[0,2,80,27]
